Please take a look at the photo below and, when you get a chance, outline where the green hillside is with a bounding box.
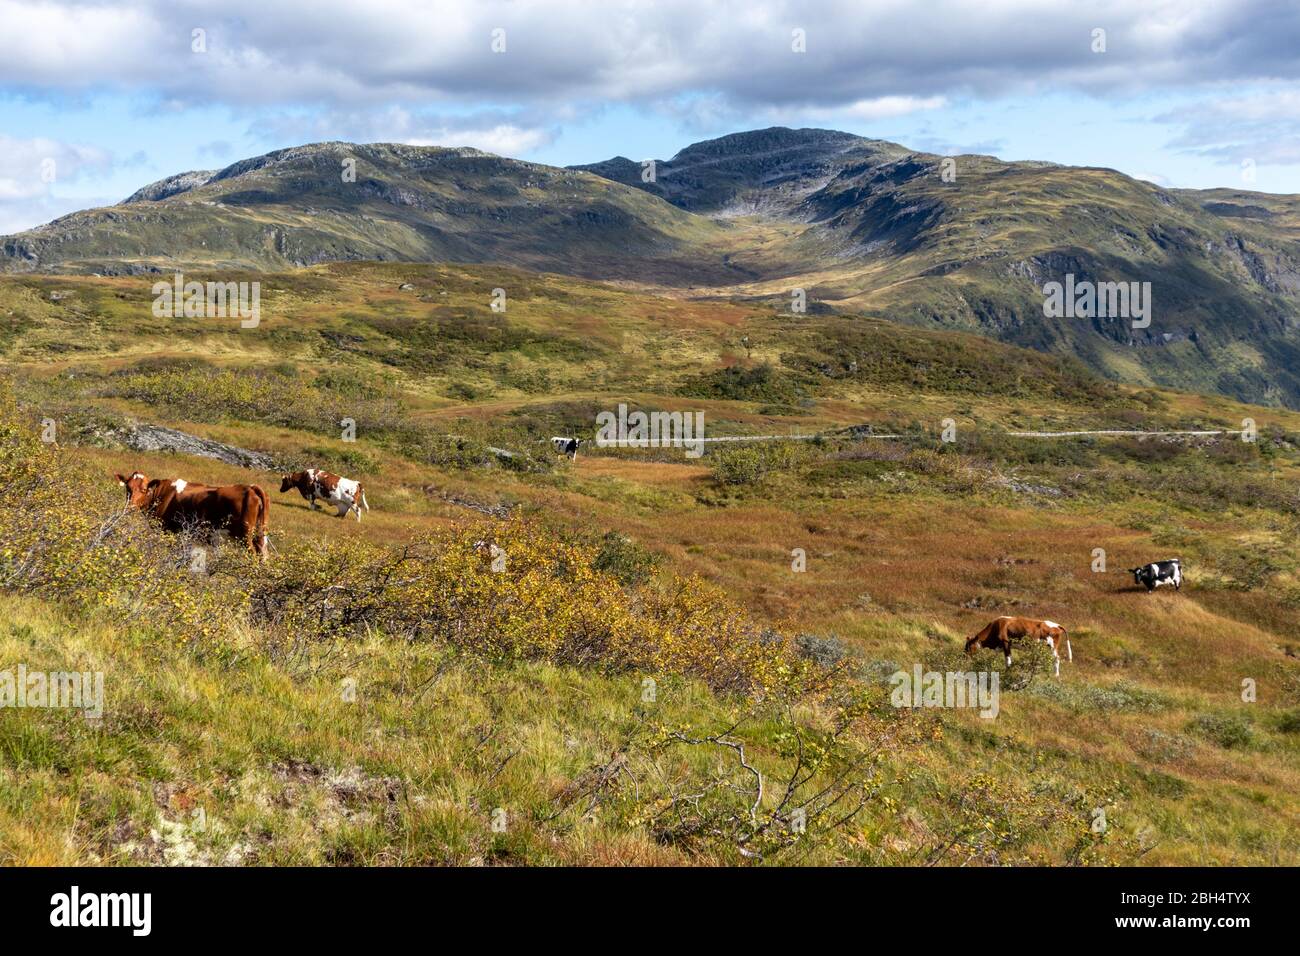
[582,129,1300,408]
[0,142,735,284]
[4,128,1300,408]
[2,262,1298,865]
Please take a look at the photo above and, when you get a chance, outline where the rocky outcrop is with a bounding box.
[123,170,217,204]
[119,423,279,471]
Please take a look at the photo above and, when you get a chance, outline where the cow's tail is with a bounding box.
[250,485,270,560]
[1066,638,1073,662]
[361,485,370,511]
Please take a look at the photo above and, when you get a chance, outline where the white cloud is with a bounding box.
[246,106,558,157]
[404,125,554,156]
[0,137,110,200]
[0,194,110,234]
[1,1,1297,111]
[840,96,948,120]
[0,136,114,232]
[1160,88,1300,166]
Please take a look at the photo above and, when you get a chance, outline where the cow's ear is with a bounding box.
[115,473,127,486]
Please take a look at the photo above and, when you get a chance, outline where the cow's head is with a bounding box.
[280,472,307,494]
[1127,566,1147,584]
[115,471,153,508]
[1042,620,1066,643]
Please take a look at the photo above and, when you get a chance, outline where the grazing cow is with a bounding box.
[965,615,1072,677]
[280,468,369,521]
[116,471,270,558]
[549,437,582,460]
[1128,559,1182,592]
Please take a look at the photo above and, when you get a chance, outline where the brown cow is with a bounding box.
[116,471,270,559]
[279,468,369,521]
[965,615,1071,677]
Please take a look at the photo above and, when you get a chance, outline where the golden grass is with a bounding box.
[4,263,1299,865]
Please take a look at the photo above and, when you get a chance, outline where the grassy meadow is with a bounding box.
[1,262,1298,865]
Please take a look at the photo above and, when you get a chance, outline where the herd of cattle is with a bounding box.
[114,467,368,559]
[113,458,1184,678]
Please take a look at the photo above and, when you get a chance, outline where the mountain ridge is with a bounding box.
[5,127,1300,408]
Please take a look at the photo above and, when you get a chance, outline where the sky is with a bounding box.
[1,0,1299,234]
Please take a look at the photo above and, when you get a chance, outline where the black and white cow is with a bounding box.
[550,437,582,460]
[1129,559,1182,592]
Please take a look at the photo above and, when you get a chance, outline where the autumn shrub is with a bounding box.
[794,633,851,668]
[0,374,820,703]
[591,531,659,586]
[679,362,807,404]
[246,519,807,697]
[95,361,410,441]
[710,441,810,486]
[0,390,237,645]
[1187,712,1254,750]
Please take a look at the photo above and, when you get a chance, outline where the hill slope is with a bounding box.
[4,129,1300,408]
[2,261,1298,865]
[579,129,1300,408]
[0,142,735,284]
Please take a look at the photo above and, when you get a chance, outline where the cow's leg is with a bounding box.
[1047,638,1060,677]
[353,500,362,522]
[238,516,263,559]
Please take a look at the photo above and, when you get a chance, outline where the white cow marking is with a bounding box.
[318,475,364,521]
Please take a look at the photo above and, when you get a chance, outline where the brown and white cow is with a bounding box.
[279,469,369,521]
[965,615,1072,677]
[116,471,270,559]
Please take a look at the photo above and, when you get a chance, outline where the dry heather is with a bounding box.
[3,264,1299,866]
[0,386,1160,866]
[1,387,805,698]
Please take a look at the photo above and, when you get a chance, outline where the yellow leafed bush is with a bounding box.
[249,519,808,697]
[0,383,807,697]
[0,390,235,644]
